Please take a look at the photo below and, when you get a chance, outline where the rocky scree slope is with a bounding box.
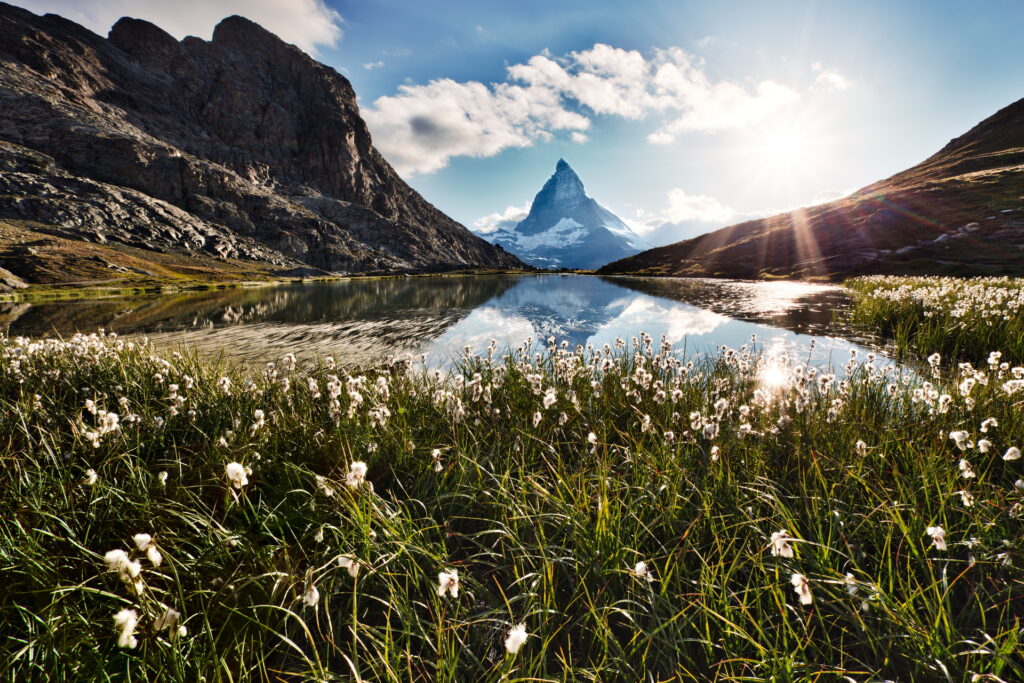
[0,3,521,286]
[600,97,1024,280]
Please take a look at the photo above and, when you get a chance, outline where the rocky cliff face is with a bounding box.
[0,2,521,280]
[600,98,1024,280]
[483,159,647,269]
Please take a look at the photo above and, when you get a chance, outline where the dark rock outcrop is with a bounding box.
[600,97,1024,280]
[0,3,521,278]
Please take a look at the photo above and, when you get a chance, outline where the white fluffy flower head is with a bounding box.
[437,568,460,598]
[504,622,529,654]
[770,530,795,558]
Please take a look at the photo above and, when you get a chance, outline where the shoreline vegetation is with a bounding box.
[0,269,538,304]
[846,275,1024,365]
[2,321,1023,680]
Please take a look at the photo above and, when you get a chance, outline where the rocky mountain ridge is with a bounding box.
[483,159,647,269]
[600,97,1024,280]
[0,2,521,287]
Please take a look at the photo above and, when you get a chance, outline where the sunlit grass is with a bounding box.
[846,275,1024,364]
[1,331,1022,681]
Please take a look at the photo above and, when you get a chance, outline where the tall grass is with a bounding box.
[846,276,1024,364]
[1,332,1023,681]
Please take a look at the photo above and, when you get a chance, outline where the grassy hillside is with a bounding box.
[599,97,1024,280]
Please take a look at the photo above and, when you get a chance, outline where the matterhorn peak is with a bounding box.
[536,158,587,209]
[480,159,648,270]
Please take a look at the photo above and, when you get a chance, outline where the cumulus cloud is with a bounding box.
[17,0,343,54]
[624,188,743,246]
[363,61,385,70]
[570,131,589,144]
[664,188,736,223]
[811,62,851,91]
[364,43,809,175]
[472,203,530,235]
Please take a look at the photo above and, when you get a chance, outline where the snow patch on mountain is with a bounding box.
[512,218,587,250]
[477,159,648,269]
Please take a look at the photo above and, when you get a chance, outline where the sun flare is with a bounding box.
[756,124,811,173]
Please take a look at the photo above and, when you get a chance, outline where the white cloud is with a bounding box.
[17,0,343,55]
[570,131,589,144]
[695,35,715,49]
[364,78,589,175]
[472,203,530,235]
[664,188,736,223]
[626,188,737,237]
[363,61,385,70]
[622,188,747,246]
[364,43,816,175]
[811,62,851,91]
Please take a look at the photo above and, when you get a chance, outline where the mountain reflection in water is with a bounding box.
[0,275,879,367]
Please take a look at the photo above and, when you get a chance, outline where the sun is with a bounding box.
[756,124,811,173]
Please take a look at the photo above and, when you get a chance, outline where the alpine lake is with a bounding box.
[0,274,890,369]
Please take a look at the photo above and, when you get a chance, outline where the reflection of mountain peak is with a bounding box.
[424,275,730,362]
[483,161,649,270]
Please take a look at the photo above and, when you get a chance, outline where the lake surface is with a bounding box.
[0,275,884,367]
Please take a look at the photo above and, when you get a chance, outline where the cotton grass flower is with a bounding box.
[926,525,947,551]
[504,623,529,655]
[437,568,460,597]
[345,461,368,489]
[978,439,993,453]
[855,440,868,456]
[133,533,162,567]
[770,530,795,558]
[949,431,971,450]
[845,572,858,596]
[157,471,168,487]
[1004,446,1021,461]
[542,387,557,409]
[104,549,141,580]
[113,608,138,649]
[154,608,186,638]
[303,584,320,608]
[790,573,813,605]
[959,458,977,479]
[83,469,98,486]
[225,462,249,489]
[338,554,361,578]
[632,561,655,582]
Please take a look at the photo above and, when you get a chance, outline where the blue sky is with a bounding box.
[18,0,1024,244]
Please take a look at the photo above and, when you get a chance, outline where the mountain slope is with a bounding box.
[0,2,521,286]
[483,159,647,269]
[600,97,1024,280]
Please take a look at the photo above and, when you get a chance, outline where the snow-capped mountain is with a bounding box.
[482,159,649,269]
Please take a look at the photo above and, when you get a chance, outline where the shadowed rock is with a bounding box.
[0,3,522,280]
